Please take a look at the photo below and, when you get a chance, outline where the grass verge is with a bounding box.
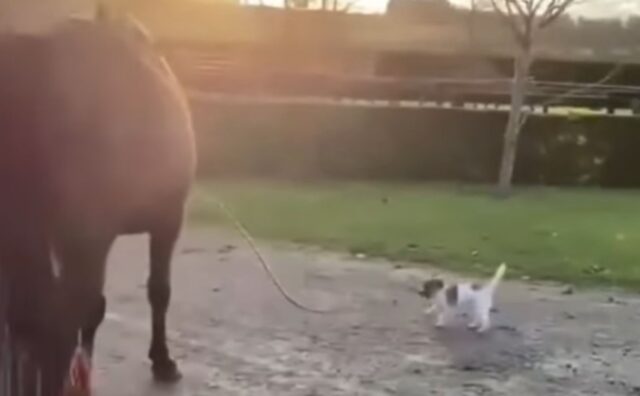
[190,180,640,290]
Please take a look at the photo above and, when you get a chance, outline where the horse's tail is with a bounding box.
[0,253,9,394]
[0,138,67,396]
[0,35,74,395]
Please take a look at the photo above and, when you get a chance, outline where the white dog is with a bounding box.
[418,263,507,332]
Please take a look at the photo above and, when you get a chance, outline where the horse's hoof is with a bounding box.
[152,360,182,383]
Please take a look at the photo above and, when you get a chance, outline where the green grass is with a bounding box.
[190,180,640,291]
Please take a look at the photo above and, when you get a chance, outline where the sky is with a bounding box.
[451,0,639,19]
[247,0,640,19]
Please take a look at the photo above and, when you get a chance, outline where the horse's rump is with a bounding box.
[42,19,195,235]
[0,15,196,396]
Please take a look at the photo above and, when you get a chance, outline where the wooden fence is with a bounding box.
[165,48,640,113]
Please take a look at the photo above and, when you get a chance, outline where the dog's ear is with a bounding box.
[419,279,444,298]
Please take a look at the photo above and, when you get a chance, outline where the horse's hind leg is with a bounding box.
[56,235,114,357]
[80,293,106,356]
[148,209,183,383]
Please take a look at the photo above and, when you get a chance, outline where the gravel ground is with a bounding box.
[94,228,640,396]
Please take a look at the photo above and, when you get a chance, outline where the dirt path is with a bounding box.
[95,228,640,396]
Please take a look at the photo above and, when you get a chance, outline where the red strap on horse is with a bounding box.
[64,345,92,396]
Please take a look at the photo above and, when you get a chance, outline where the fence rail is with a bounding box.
[172,62,640,113]
[166,50,640,113]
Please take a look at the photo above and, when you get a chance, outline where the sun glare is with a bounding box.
[240,0,389,13]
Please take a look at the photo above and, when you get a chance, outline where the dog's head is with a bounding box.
[418,279,445,299]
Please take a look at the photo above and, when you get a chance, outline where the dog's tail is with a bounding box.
[484,263,507,294]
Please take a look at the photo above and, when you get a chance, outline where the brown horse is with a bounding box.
[0,8,195,395]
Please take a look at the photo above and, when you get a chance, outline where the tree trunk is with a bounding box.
[497,47,531,196]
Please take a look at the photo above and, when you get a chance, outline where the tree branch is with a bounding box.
[491,0,528,46]
[519,64,625,128]
[522,0,536,14]
[539,0,576,29]
[531,0,547,17]
[508,0,527,17]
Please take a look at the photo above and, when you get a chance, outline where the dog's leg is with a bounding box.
[424,304,437,316]
[468,304,482,329]
[435,308,450,328]
[475,308,491,333]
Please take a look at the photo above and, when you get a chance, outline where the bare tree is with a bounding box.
[490,0,578,196]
